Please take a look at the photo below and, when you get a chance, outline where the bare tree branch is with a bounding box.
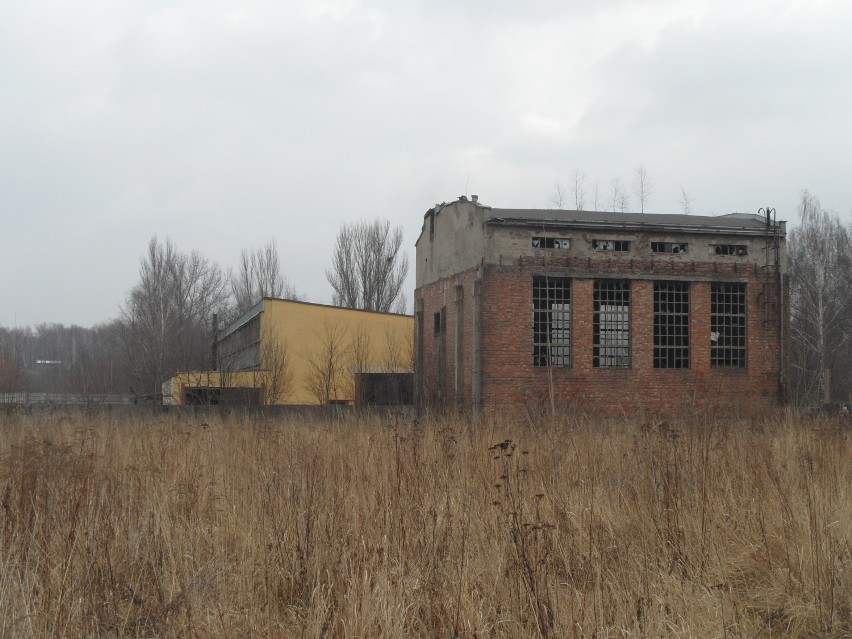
[571,170,586,210]
[788,189,852,405]
[326,219,409,313]
[119,236,229,399]
[231,239,298,315]
[678,184,694,215]
[303,320,349,404]
[550,182,567,209]
[633,165,653,213]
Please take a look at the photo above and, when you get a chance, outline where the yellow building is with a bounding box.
[163,298,413,406]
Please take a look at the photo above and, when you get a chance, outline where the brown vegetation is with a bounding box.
[0,410,849,637]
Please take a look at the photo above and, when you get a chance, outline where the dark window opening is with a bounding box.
[652,242,688,254]
[533,276,571,367]
[433,309,445,335]
[593,239,630,252]
[710,244,748,256]
[594,280,630,368]
[357,373,414,405]
[654,282,690,369]
[532,236,571,250]
[184,387,261,405]
[711,282,747,367]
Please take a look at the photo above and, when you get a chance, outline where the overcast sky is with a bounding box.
[2,0,851,328]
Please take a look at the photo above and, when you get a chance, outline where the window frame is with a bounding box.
[532,236,571,250]
[711,282,747,368]
[593,279,631,368]
[653,281,690,369]
[651,242,688,255]
[709,244,748,256]
[533,275,571,368]
[592,239,630,252]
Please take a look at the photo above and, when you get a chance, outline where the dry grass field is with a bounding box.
[0,409,849,638]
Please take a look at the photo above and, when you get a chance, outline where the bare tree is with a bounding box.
[303,320,350,404]
[571,170,586,210]
[551,171,586,210]
[64,336,116,406]
[550,182,567,209]
[326,219,409,313]
[633,165,654,213]
[678,184,694,215]
[591,178,601,211]
[610,178,629,213]
[257,332,294,405]
[231,239,298,315]
[380,325,412,373]
[119,236,229,400]
[788,190,852,405]
[344,323,373,400]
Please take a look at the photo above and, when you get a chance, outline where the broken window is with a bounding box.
[533,276,571,367]
[593,280,630,367]
[654,281,690,368]
[592,239,630,252]
[532,236,571,250]
[709,244,748,256]
[652,242,688,254]
[711,282,747,367]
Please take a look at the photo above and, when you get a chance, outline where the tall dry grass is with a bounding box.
[0,409,849,638]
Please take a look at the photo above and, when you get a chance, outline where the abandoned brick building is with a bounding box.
[414,196,789,417]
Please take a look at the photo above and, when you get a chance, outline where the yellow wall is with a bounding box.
[165,301,413,406]
[162,370,270,405]
[260,299,413,405]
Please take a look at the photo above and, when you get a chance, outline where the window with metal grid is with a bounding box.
[711,282,747,367]
[593,280,630,367]
[654,281,690,368]
[592,239,630,252]
[533,276,571,367]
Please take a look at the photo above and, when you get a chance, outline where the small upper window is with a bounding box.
[709,244,748,256]
[593,239,630,252]
[532,236,571,250]
[652,242,688,254]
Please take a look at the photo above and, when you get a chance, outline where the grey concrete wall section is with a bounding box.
[484,226,786,271]
[417,200,787,286]
[416,201,486,288]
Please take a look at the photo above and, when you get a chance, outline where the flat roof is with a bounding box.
[418,199,785,246]
[483,207,780,230]
[216,297,412,342]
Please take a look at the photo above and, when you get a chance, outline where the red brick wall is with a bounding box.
[415,266,480,409]
[416,253,789,418]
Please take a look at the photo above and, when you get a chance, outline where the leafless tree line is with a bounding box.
[2,217,410,403]
[788,190,852,406]
[551,165,696,215]
[0,322,130,402]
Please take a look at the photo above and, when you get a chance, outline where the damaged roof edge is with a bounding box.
[415,198,492,247]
